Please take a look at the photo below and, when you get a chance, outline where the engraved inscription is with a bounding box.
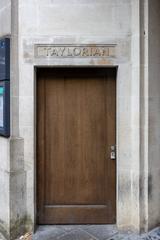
[35,45,116,58]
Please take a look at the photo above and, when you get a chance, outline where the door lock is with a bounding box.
[110,145,116,160]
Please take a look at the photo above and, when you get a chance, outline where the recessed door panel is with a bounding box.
[37,68,116,224]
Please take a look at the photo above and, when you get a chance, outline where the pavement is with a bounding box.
[32,225,160,240]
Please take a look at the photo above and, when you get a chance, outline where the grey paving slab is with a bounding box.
[148,228,160,239]
[122,235,141,240]
[32,226,66,240]
[55,229,97,240]
[85,225,118,240]
[59,225,92,232]
[32,226,160,240]
[140,227,160,240]
[106,233,130,240]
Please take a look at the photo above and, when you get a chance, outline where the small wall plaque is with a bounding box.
[35,44,116,58]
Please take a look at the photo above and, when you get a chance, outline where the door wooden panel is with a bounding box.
[37,68,116,224]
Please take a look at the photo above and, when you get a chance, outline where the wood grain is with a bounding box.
[37,68,116,224]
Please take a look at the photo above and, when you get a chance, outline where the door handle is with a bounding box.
[110,145,116,160]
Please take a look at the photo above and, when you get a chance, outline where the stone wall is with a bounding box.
[18,0,138,232]
[148,0,160,230]
[10,1,27,239]
[0,1,11,239]
[0,0,11,37]
[1,1,160,239]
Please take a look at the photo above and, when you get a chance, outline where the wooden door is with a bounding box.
[37,68,116,224]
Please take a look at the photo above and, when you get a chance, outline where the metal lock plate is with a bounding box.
[110,145,116,160]
[111,151,116,160]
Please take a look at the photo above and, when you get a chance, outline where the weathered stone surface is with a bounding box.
[32,226,160,240]
[0,0,160,239]
[84,225,118,240]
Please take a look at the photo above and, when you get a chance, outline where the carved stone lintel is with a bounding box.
[35,44,116,58]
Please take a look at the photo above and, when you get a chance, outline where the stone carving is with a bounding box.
[35,44,116,58]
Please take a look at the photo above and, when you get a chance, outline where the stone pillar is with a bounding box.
[148,0,160,230]
[139,0,149,233]
[10,0,27,239]
[138,0,160,233]
[0,138,10,240]
[0,0,11,239]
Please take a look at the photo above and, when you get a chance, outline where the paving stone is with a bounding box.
[55,229,97,240]
[32,226,66,240]
[148,228,160,240]
[85,225,118,240]
[141,236,159,240]
[140,228,160,240]
[106,233,129,240]
[123,235,141,240]
[59,225,91,232]
[32,225,160,240]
